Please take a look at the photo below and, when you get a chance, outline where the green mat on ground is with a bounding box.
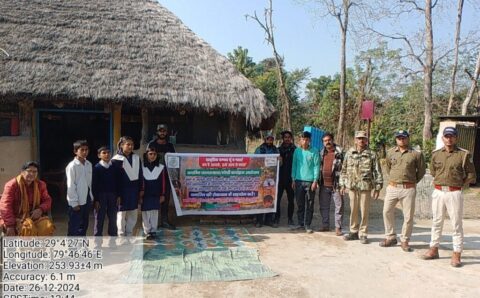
[125,227,277,283]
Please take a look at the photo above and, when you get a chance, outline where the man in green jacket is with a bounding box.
[339,131,383,244]
[291,131,320,233]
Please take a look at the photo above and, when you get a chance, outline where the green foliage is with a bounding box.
[227,47,309,135]
[251,69,279,106]
[227,46,256,77]
[369,80,424,150]
[422,138,435,164]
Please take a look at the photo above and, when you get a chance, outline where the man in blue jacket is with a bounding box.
[254,133,279,228]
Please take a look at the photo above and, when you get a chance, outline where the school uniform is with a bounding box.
[92,160,118,236]
[147,139,176,227]
[66,158,93,236]
[141,162,166,236]
[112,153,143,236]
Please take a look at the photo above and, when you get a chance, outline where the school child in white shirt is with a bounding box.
[66,140,93,236]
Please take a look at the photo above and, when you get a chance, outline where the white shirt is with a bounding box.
[66,158,93,207]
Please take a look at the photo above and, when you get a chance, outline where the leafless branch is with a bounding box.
[433,48,456,71]
[367,28,425,67]
[404,66,423,76]
[245,11,271,44]
[465,68,474,80]
[400,0,425,11]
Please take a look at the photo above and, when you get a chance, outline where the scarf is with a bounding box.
[16,175,40,220]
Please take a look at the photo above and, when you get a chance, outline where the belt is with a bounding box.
[389,182,415,189]
[434,185,462,192]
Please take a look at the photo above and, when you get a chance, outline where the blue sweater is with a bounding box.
[92,163,117,200]
[112,154,143,211]
[142,164,166,211]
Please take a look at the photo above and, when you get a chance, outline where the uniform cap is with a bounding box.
[443,126,457,136]
[355,131,368,138]
[394,130,409,138]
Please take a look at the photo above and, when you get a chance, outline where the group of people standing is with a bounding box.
[0,124,176,240]
[0,124,476,267]
[254,127,476,267]
[66,124,177,239]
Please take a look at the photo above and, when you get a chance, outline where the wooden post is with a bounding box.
[18,100,33,137]
[112,103,122,150]
[367,119,371,146]
[18,100,35,160]
[140,106,149,153]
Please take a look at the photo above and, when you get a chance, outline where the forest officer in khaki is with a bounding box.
[422,126,476,267]
[380,130,426,252]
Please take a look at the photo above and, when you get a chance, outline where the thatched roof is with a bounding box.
[0,0,275,127]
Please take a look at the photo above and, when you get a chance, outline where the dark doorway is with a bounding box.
[38,110,111,215]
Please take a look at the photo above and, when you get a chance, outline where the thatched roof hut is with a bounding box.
[0,0,275,127]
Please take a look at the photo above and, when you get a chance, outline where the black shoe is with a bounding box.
[145,233,155,240]
[288,219,294,227]
[343,232,359,241]
[265,221,279,228]
[160,222,176,230]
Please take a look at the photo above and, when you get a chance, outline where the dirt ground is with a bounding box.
[45,188,480,298]
[139,189,480,298]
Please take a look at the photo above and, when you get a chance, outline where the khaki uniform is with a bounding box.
[428,146,476,253]
[339,147,383,237]
[383,147,426,242]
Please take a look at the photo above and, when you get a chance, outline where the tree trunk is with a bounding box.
[273,52,291,131]
[462,50,480,115]
[337,0,349,146]
[447,0,464,115]
[423,0,434,144]
[268,0,291,131]
[355,58,371,131]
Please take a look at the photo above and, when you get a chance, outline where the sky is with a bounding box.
[159,0,479,80]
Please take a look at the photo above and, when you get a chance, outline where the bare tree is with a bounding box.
[319,0,354,145]
[246,0,291,131]
[423,0,435,142]
[447,0,464,115]
[355,57,372,131]
[366,0,442,145]
[462,50,480,115]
